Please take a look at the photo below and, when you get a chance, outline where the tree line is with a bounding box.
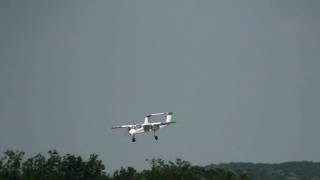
[207,162,320,180]
[0,150,249,180]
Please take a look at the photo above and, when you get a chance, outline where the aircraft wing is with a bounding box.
[111,124,134,129]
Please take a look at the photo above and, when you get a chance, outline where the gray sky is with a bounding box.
[1,0,320,171]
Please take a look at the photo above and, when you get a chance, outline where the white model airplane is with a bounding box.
[112,112,175,142]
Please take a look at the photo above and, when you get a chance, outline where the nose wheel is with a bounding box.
[132,137,136,142]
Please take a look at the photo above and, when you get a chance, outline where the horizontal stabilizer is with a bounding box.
[147,112,173,117]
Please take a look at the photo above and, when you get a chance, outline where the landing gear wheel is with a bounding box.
[132,137,136,142]
[154,136,158,140]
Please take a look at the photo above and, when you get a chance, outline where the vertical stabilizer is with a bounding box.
[165,112,173,123]
[144,116,150,124]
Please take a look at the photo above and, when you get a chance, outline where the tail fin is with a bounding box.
[165,112,173,123]
[144,116,150,124]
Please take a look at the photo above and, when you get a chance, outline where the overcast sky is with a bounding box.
[1,0,320,171]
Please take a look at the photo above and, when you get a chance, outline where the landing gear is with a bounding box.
[132,137,136,142]
[153,131,158,140]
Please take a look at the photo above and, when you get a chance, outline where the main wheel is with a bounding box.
[154,136,158,140]
[132,138,136,142]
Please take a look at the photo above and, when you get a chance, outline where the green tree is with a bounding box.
[61,154,84,180]
[143,158,200,180]
[0,150,25,180]
[113,167,137,180]
[84,153,106,179]
[22,153,47,180]
[46,150,63,180]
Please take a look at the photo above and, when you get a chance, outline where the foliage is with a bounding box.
[0,150,25,180]
[0,150,248,180]
[1,150,319,180]
[206,161,320,180]
[139,158,247,180]
[0,150,106,180]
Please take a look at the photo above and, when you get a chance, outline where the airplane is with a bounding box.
[112,112,175,142]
